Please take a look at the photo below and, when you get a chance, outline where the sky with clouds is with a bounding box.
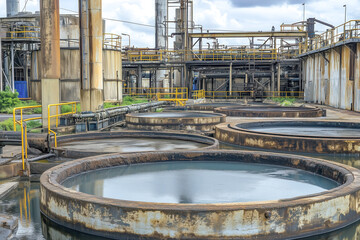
[0,0,359,48]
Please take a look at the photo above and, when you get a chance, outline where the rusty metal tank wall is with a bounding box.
[40,150,360,240]
[216,121,360,154]
[30,49,122,102]
[53,131,219,158]
[303,43,359,111]
[214,106,325,118]
[126,112,226,132]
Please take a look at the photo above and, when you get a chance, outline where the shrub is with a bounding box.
[0,88,21,112]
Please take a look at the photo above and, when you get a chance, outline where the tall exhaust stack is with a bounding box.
[155,0,167,90]
[6,0,20,17]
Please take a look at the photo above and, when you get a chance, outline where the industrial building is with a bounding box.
[1,0,360,240]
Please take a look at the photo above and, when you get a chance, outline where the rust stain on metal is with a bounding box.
[40,150,360,239]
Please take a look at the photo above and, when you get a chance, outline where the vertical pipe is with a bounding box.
[229,62,232,96]
[40,0,61,127]
[79,0,91,111]
[88,0,103,111]
[277,63,281,95]
[11,43,14,92]
[0,37,2,91]
[271,64,275,92]
[155,0,167,91]
[137,65,142,92]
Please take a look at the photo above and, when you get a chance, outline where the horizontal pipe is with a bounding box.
[28,153,56,162]
[73,101,167,119]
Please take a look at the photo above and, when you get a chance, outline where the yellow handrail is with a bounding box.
[157,90,189,106]
[204,91,304,99]
[13,105,42,170]
[193,89,205,99]
[125,87,188,99]
[48,102,77,148]
[299,20,360,54]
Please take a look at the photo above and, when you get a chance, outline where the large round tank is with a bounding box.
[54,131,218,158]
[40,151,360,239]
[126,112,226,132]
[214,106,325,117]
[216,121,360,154]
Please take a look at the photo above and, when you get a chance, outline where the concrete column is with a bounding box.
[40,0,60,127]
[88,0,103,111]
[229,62,233,96]
[277,63,281,94]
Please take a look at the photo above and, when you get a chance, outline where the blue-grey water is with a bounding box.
[60,138,206,153]
[61,161,338,204]
[247,126,360,137]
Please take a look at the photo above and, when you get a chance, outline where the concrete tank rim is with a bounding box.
[213,105,325,117]
[53,131,219,157]
[40,150,359,210]
[229,121,360,140]
[125,111,226,119]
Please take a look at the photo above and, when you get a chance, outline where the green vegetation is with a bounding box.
[155,108,163,112]
[0,118,42,131]
[61,104,81,113]
[120,96,148,106]
[271,97,296,106]
[0,88,41,114]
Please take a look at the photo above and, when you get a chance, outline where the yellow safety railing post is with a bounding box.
[48,102,77,148]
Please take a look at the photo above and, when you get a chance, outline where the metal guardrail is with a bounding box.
[103,33,122,50]
[48,102,77,148]
[3,27,122,50]
[156,90,188,106]
[204,91,304,99]
[125,87,188,98]
[126,48,286,62]
[193,89,205,99]
[299,20,360,54]
[12,105,42,170]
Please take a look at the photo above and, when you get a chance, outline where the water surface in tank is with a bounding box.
[60,138,206,152]
[62,161,338,204]
[246,126,360,137]
[130,112,218,118]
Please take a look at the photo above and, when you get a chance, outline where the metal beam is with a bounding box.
[189,31,307,38]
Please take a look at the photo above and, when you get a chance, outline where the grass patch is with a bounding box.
[270,97,296,106]
[0,118,42,131]
[120,96,148,106]
[61,104,81,113]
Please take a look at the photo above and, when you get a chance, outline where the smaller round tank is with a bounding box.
[214,106,325,117]
[126,112,226,132]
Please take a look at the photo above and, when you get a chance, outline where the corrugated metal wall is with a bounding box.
[30,49,122,103]
[303,43,359,111]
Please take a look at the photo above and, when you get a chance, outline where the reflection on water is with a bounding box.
[60,138,206,153]
[0,143,359,239]
[247,126,360,137]
[0,181,44,239]
[62,161,338,204]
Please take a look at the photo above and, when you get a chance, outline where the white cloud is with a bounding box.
[0,0,359,48]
